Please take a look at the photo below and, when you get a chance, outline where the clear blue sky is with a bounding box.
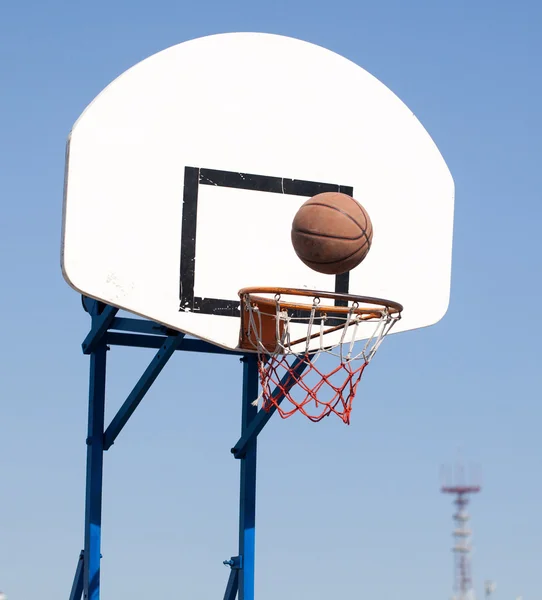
[1,1,541,599]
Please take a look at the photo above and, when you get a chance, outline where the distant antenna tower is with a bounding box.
[441,462,481,600]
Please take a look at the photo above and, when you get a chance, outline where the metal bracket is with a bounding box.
[82,304,118,355]
[223,555,242,569]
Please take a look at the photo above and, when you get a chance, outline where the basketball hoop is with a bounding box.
[238,287,403,424]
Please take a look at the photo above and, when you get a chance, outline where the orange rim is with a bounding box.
[239,286,403,317]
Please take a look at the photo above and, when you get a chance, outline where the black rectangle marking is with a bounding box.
[199,168,353,198]
[180,166,354,317]
[179,166,200,311]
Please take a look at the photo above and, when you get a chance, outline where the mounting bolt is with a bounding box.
[223,556,241,569]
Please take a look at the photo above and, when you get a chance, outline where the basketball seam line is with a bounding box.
[362,223,372,249]
[297,241,371,265]
[301,201,365,231]
[293,229,367,241]
[350,202,372,250]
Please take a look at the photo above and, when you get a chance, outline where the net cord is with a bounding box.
[241,291,401,420]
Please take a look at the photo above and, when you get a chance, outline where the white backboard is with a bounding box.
[62,32,455,351]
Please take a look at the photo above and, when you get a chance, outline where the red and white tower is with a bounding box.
[441,470,481,600]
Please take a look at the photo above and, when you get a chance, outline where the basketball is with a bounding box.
[291,192,373,275]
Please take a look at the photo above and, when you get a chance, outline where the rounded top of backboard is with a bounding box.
[62,32,454,351]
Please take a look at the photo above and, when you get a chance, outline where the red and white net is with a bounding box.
[241,293,401,424]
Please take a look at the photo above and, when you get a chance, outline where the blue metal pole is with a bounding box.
[83,340,107,600]
[238,354,259,600]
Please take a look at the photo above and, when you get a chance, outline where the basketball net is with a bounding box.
[239,288,402,424]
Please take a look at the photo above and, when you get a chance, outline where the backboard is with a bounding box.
[62,32,454,351]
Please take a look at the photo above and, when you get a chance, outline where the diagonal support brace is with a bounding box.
[231,355,310,458]
[223,556,241,600]
[103,333,185,450]
[68,550,84,600]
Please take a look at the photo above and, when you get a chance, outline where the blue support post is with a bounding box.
[238,354,259,600]
[73,300,297,600]
[84,340,107,600]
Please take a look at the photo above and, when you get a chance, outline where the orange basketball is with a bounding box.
[291,192,373,275]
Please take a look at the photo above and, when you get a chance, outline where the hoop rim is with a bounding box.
[239,286,403,316]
